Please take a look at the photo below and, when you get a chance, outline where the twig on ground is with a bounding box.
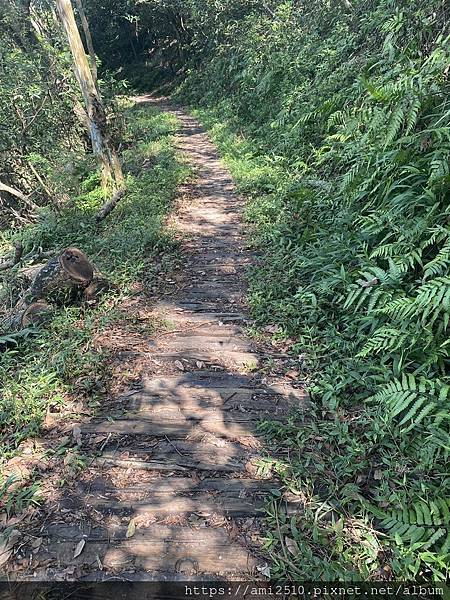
[95,188,126,222]
[164,434,184,457]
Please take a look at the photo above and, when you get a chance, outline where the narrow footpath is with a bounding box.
[12,98,307,580]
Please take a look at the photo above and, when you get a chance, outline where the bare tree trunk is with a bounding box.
[55,0,124,190]
[73,0,98,87]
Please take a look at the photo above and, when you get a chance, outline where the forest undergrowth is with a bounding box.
[0,102,187,516]
[173,0,450,582]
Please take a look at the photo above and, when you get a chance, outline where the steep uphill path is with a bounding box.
[5,97,308,581]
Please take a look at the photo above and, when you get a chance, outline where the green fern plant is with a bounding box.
[378,498,450,556]
[367,375,450,438]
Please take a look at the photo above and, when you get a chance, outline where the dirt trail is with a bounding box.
[5,98,307,581]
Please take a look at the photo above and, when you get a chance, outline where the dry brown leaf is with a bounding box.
[73,538,85,558]
[126,518,136,538]
[0,529,21,567]
[31,537,43,551]
[285,370,299,380]
[285,536,299,556]
[72,426,82,445]
[256,563,271,578]
[263,325,279,334]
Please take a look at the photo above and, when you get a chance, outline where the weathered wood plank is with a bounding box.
[34,525,261,574]
[123,389,296,413]
[83,478,275,495]
[81,412,275,436]
[148,335,252,353]
[62,491,268,517]
[144,351,259,367]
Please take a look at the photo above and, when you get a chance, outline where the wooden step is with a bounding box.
[33,524,261,575]
[140,373,307,400]
[155,325,244,337]
[80,411,274,437]
[175,302,245,313]
[144,351,259,369]
[142,372,260,389]
[123,388,297,413]
[87,435,269,472]
[148,335,252,353]
[85,477,275,495]
[179,290,243,302]
[91,453,245,473]
[61,478,275,517]
[185,252,250,263]
[151,307,247,324]
[109,405,288,423]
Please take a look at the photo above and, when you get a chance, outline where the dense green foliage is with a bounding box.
[172,0,450,581]
[0,1,81,226]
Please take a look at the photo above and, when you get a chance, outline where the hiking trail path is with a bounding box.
[8,98,307,581]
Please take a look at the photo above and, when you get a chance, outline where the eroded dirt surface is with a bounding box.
[1,98,307,581]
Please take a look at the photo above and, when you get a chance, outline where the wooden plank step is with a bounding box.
[186,225,241,234]
[62,478,275,517]
[123,388,297,412]
[108,403,280,417]
[80,411,277,436]
[144,351,259,368]
[84,478,275,495]
[151,307,247,323]
[175,302,245,313]
[33,524,261,574]
[186,268,241,275]
[183,241,242,251]
[148,335,252,353]
[140,372,305,395]
[185,253,250,263]
[89,438,259,469]
[81,414,269,439]
[156,324,244,337]
[184,259,250,269]
[91,454,244,473]
[63,495,265,518]
[179,291,242,302]
[111,405,288,422]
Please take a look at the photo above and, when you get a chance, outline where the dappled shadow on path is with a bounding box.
[1,96,308,582]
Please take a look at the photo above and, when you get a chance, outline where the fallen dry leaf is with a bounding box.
[0,529,21,567]
[285,536,299,556]
[285,369,299,380]
[72,426,82,445]
[73,538,85,558]
[256,563,271,578]
[263,325,279,334]
[31,537,43,552]
[126,518,136,538]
